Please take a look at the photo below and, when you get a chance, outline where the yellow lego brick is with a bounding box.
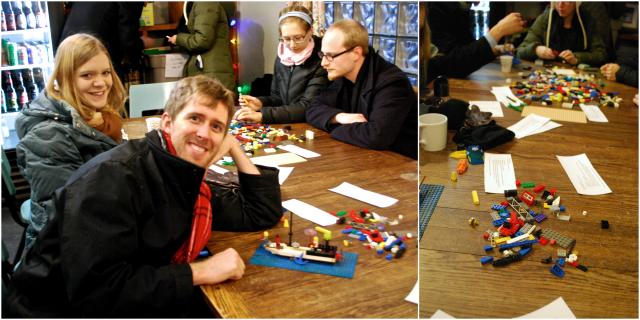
[472,190,479,205]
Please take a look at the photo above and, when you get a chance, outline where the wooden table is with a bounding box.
[123,120,418,318]
[420,61,638,318]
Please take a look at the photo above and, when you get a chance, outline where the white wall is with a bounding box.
[237,2,286,85]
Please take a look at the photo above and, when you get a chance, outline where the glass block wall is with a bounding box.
[324,1,418,87]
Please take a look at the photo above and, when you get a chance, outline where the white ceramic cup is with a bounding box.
[500,55,513,73]
[419,113,448,152]
[145,117,162,132]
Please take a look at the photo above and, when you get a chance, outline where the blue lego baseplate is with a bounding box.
[249,245,358,278]
[419,184,444,240]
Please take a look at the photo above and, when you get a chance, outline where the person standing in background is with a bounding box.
[167,2,235,91]
[59,2,146,83]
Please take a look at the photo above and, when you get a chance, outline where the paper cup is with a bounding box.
[419,113,448,152]
[500,55,513,73]
[145,117,161,132]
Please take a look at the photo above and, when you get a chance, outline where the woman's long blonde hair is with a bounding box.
[46,33,127,120]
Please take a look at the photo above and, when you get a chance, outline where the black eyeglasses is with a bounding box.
[317,47,355,62]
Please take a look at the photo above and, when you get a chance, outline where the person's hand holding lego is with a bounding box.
[558,50,577,65]
[489,13,525,42]
[535,46,556,60]
[190,248,245,285]
[238,95,262,111]
[600,63,621,81]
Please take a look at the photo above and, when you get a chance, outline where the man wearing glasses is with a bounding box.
[306,19,417,159]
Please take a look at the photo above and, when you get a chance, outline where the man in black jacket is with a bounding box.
[7,76,282,317]
[306,19,417,159]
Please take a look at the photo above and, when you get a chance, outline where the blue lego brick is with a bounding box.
[551,264,565,278]
[557,257,565,267]
[493,219,504,227]
[498,239,538,251]
[520,247,532,256]
[484,245,494,252]
[480,256,494,264]
[535,213,547,223]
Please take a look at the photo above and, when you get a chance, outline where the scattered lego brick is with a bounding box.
[541,229,576,251]
[601,220,610,229]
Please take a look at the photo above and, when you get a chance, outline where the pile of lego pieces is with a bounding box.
[477,181,589,278]
[509,68,621,108]
[228,121,306,153]
[335,208,412,261]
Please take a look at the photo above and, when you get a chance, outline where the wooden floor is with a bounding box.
[419,62,638,318]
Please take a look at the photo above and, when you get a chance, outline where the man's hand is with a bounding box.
[332,113,368,124]
[633,94,638,106]
[239,95,262,111]
[190,248,245,286]
[600,63,621,81]
[489,12,525,42]
[535,45,556,59]
[558,50,578,65]
[211,134,237,165]
[234,107,263,123]
[167,35,177,45]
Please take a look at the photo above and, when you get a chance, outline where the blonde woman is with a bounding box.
[15,33,126,252]
[234,5,328,124]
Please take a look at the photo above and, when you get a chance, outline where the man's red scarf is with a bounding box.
[161,131,212,264]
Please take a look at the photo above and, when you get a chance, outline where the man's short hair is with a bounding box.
[328,19,369,55]
[164,75,235,129]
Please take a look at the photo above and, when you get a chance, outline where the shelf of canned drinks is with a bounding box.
[1,27,50,36]
[1,62,51,71]
[2,39,52,67]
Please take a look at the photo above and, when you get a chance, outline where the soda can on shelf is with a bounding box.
[6,42,17,66]
[16,45,28,66]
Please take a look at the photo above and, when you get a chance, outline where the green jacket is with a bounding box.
[517,5,607,66]
[15,92,118,251]
[176,2,235,90]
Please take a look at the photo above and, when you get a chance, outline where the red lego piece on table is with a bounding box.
[350,210,364,223]
[550,239,557,245]
[501,201,509,207]
[483,232,490,240]
[550,188,557,196]
[519,191,535,206]
[539,237,548,245]
[533,185,545,193]
[516,179,521,187]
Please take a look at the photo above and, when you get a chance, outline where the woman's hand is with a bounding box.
[239,95,263,111]
[166,35,177,45]
[558,50,577,65]
[535,45,556,60]
[233,107,263,123]
[600,63,620,81]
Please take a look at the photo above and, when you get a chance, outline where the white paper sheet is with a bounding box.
[281,199,336,226]
[507,114,550,138]
[430,297,575,319]
[328,182,398,208]
[528,120,562,135]
[491,86,526,107]
[579,104,608,122]
[484,153,517,193]
[276,144,320,158]
[430,310,455,319]
[557,153,612,195]
[518,297,576,318]
[251,153,307,167]
[469,101,503,117]
[277,166,294,185]
[404,281,418,304]
[208,164,228,174]
[164,53,189,78]
[553,68,576,76]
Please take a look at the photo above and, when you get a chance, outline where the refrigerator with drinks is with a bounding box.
[1,0,54,149]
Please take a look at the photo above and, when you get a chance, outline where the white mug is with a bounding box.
[419,113,448,152]
[145,117,162,132]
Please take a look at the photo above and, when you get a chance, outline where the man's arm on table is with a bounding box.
[209,134,282,231]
